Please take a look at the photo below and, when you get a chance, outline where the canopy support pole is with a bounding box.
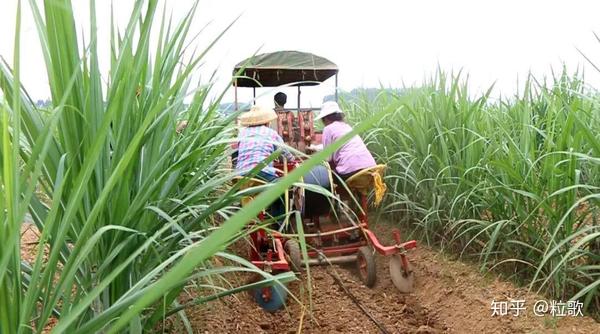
[297,86,301,111]
[234,79,238,111]
[335,74,339,102]
[253,87,256,105]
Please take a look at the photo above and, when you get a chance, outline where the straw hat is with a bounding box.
[316,101,343,120]
[239,105,277,126]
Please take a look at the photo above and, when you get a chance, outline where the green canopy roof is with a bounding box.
[233,51,338,87]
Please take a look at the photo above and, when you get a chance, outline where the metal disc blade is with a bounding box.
[389,254,415,293]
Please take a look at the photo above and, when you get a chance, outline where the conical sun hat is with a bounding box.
[239,105,277,126]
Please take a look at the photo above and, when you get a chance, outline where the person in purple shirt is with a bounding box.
[316,101,377,181]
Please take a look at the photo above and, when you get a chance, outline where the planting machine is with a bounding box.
[232,51,417,311]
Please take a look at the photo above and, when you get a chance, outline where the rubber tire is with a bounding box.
[285,240,303,272]
[253,284,288,312]
[356,246,377,287]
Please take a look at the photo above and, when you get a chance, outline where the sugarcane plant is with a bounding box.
[0,0,300,332]
[343,70,600,317]
[0,1,391,332]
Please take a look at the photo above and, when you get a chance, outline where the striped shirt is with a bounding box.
[235,125,294,176]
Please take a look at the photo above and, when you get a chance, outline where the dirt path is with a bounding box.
[190,225,600,333]
[19,223,600,333]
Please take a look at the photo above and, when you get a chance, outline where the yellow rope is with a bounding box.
[372,171,387,206]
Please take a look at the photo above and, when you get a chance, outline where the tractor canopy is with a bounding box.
[233,50,338,87]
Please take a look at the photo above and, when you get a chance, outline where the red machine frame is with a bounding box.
[247,161,417,276]
[232,51,417,310]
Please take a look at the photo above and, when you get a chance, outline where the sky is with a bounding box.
[2,0,600,108]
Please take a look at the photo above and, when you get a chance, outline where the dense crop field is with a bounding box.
[345,71,600,316]
[0,1,387,331]
[0,1,308,332]
[2,0,599,332]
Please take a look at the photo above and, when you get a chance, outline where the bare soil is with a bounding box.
[20,223,600,333]
[188,224,600,334]
[20,223,57,333]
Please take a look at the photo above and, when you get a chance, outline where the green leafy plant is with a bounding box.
[0,1,389,332]
[0,0,296,332]
[344,70,600,317]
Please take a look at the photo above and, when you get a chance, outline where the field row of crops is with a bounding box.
[0,1,307,332]
[2,0,599,332]
[345,71,600,317]
[1,1,390,331]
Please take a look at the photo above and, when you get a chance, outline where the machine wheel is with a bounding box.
[253,284,288,312]
[389,254,415,293]
[284,240,303,272]
[356,246,377,287]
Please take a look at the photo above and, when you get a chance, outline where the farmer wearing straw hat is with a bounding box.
[235,105,295,180]
[316,101,376,181]
[235,105,295,223]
